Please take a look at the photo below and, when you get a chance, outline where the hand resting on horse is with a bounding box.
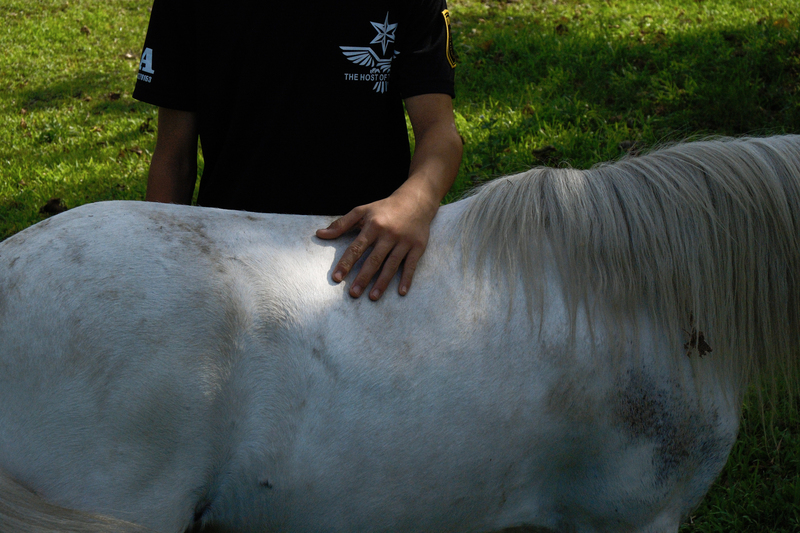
[315,178,438,301]
[146,95,462,301]
[317,93,462,301]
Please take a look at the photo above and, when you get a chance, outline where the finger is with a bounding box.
[349,238,396,298]
[398,246,425,296]
[331,229,376,284]
[368,244,411,301]
[316,208,363,239]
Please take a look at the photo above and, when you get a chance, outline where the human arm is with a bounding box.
[315,93,463,300]
[145,107,199,205]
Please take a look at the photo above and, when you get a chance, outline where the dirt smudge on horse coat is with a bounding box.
[612,369,728,487]
[145,210,216,259]
[311,340,340,382]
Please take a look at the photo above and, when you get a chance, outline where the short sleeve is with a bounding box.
[132,0,198,111]
[392,0,456,99]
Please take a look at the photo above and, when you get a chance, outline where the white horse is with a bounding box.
[1,136,798,533]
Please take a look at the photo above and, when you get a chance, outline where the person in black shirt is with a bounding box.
[134,0,462,301]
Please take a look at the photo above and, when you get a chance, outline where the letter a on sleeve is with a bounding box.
[132,0,197,111]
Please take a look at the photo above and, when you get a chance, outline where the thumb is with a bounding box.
[316,209,362,239]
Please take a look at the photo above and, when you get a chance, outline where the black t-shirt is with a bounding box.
[133,0,456,215]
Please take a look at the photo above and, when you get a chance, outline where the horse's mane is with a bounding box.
[459,136,800,398]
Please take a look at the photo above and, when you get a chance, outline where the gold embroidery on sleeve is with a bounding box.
[442,10,457,68]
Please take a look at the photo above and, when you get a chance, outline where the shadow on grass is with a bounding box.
[451,12,799,181]
[2,71,157,239]
[14,70,149,112]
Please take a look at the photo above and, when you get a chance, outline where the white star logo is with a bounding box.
[370,12,397,55]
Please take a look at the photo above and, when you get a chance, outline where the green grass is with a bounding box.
[1,0,800,530]
[445,0,800,201]
[0,0,155,236]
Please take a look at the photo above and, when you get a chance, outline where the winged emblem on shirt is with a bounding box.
[340,47,394,72]
[340,12,399,94]
[340,47,399,93]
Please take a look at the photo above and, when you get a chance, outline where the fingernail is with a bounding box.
[351,284,362,297]
[332,270,343,283]
[370,289,381,300]
[399,285,408,296]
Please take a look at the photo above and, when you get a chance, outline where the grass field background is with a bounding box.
[1,0,799,530]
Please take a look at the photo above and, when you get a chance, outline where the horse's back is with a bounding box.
[0,199,745,533]
[0,201,339,531]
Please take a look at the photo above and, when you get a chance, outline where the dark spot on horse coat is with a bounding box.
[186,498,213,533]
[311,339,340,381]
[612,370,725,486]
[696,334,713,357]
[684,327,713,357]
[145,210,216,259]
[67,243,84,266]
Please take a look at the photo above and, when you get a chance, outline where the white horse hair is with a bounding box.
[460,135,800,401]
[1,135,799,532]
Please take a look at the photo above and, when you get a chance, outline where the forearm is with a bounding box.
[145,108,199,205]
[145,147,197,204]
[400,117,463,218]
[396,93,462,219]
